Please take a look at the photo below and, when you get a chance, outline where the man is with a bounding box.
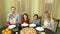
[7,6,20,25]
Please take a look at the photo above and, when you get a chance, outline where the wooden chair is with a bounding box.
[39,17,59,33]
[53,18,60,33]
[38,16,42,27]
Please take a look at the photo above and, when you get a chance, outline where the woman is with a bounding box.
[31,14,40,27]
[42,13,55,32]
[22,13,29,24]
[44,11,50,20]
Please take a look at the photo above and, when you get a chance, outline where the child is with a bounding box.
[7,14,16,25]
[22,13,29,24]
[31,14,40,27]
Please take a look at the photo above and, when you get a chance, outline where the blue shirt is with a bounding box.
[7,13,20,23]
[31,19,40,27]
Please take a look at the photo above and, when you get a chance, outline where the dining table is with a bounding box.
[20,27,55,34]
[0,25,55,34]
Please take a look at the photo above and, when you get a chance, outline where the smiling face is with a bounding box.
[47,13,51,18]
[24,15,27,19]
[34,16,38,20]
[23,13,28,20]
[46,13,51,22]
[44,11,51,19]
[10,6,16,14]
[11,8,16,14]
[33,14,38,20]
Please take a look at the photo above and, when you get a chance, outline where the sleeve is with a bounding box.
[7,14,10,22]
[51,21,55,31]
[6,14,10,25]
[17,14,20,23]
[30,20,33,24]
[37,20,40,26]
[48,20,55,31]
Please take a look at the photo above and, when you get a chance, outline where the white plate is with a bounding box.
[36,27,44,31]
[21,23,28,27]
[8,25,16,29]
[29,24,36,27]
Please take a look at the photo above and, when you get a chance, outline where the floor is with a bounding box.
[57,27,60,34]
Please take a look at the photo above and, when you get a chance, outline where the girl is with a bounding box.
[22,13,29,24]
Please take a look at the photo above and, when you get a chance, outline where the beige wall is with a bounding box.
[30,0,43,21]
[0,0,60,27]
[0,0,18,26]
[0,0,6,26]
[0,0,43,26]
[4,0,18,16]
[56,0,60,27]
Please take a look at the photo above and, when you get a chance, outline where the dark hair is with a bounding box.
[33,14,38,19]
[10,6,16,9]
[22,13,28,20]
[9,14,14,18]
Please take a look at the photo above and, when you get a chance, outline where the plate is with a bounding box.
[29,24,36,27]
[21,23,28,27]
[8,25,16,29]
[36,27,44,31]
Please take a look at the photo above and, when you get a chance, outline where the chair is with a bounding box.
[53,18,60,33]
[38,16,42,26]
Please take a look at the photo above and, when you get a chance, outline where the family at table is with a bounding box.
[6,6,55,34]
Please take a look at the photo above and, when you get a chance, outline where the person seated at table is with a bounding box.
[22,13,29,24]
[7,6,20,25]
[7,14,16,25]
[31,14,40,27]
[42,13,55,32]
[43,10,50,20]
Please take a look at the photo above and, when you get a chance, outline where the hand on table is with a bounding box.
[11,22,17,25]
[42,25,48,28]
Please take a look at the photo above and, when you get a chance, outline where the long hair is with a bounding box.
[22,13,29,20]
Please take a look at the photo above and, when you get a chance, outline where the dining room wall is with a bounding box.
[0,0,18,26]
[30,0,43,21]
[56,0,60,27]
[0,0,60,27]
[0,0,6,26]
[4,0,18,17]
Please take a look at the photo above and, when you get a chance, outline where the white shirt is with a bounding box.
[44,19,55,31]
[10,18,16,24]
[7,13,20,23]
